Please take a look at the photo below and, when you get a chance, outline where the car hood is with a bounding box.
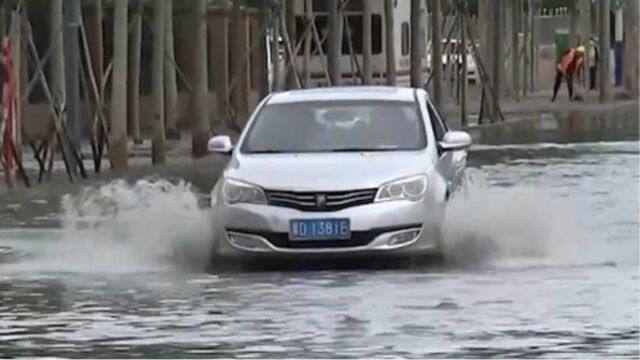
[225,152,431,191]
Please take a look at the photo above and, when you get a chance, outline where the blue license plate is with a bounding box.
[289,218,351,241]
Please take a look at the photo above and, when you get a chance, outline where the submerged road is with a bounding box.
[0,118,638,358]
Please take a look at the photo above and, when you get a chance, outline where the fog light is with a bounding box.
[388,229,421,246]
[227,232,271,252]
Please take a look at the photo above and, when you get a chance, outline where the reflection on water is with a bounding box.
[0,267,637,358]
[0,136,638,357]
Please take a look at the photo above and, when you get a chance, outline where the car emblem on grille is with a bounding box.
[316,194,327,208]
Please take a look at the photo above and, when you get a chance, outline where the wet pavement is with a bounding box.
[0,116,638,358]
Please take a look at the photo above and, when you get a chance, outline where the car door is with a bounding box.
[426,100,467,197]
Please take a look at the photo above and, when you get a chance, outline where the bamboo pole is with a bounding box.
[152,0,166,164]
[165,0,179,139]
[456,0,505,122]
[128,0,142,144]
[21,12,87,181]
[85,0,106,167]
[50,0,65,110]
[279,13,303,88]
[362,0,373,84]
[89,0,103,101]
[423,9,462,88]
[78,8,110,173]
[444,16,460,102]
[108,0,128,169]
[344,15,360,85]
[478,0,487,74]
[281,2,338,86]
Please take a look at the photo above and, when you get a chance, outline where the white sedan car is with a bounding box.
[207,86,471,265]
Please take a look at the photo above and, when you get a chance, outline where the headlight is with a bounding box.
[375,175,428,202]
[222,178,267,205]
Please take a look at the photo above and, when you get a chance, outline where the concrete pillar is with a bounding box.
[459,10,468,127]
[128,0,142,143]
[109,0,129,169]
[271,16,281,91]
[384,0,396,85]
[64,0,83,146]
[569,0,578,46]
[430,0,442,107]
[164,0,179,139]
[491,0,502,121]
[511,0,521,99]
[152,0,166,164]
[231,1,249,121]
[362,0,373,84]
[191,0,210,157]
[623,0,639,95]
[50,0,65,110]
[613,7,623,86]
[598,0,611,102]
[410,0,422,87]
[210,8,229,120]
[327,0,341,85]
[531,0,541,92]
[303,0,313,87]
[284,0,297,89]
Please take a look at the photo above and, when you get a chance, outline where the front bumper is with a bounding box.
[210,195,445,259]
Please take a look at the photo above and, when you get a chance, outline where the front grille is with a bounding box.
[265,189,377,212]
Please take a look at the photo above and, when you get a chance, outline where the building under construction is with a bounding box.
[0,0,638,187]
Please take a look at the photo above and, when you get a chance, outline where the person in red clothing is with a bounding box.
[551,46,585,102]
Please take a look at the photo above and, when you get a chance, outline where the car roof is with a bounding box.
[267,86,420,105]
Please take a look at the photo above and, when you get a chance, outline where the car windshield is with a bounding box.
[241,100,427,153]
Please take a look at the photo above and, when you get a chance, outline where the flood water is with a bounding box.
[0,118,638,358]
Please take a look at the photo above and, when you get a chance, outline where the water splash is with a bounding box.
[441,172,594,268]
[9,179,215,273]
[2,171,604,274]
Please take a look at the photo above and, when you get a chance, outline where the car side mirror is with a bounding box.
[439,131,472,152]
[207,135,234,155]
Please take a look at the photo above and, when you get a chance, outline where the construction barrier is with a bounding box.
[0,36,17,187]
